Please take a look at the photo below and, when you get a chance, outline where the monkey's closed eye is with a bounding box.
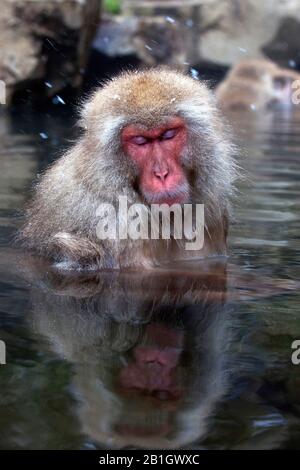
[131,136,149,146]
[161,128,178,140]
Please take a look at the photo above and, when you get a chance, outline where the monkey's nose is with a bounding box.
[154,169,169,182]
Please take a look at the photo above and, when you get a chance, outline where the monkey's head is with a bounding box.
[232,59,278,82]
[80,69,234,209]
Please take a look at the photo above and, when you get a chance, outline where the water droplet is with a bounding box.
[39,132,48,140]
[45,81,53,88]
[238,47,248,53]
[52,95,66,105]
[190,68,199,80]
[165,16,176,24]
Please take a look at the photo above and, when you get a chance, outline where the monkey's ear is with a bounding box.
[78,96,94,130]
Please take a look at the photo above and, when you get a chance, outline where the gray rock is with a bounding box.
[0,0,101,104]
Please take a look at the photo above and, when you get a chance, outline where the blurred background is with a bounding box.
[1,0,300,106]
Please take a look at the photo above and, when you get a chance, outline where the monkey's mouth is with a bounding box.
[143,183,190,206]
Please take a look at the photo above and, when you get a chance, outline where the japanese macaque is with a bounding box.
[18,69,236,270]
[216,59,300,111]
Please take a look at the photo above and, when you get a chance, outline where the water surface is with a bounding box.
[0,106,299,450]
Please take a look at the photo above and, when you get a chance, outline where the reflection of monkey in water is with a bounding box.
[28,262,230,449]
[216,59,300,111]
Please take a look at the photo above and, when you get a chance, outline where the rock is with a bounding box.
[199,0,300,67]
[92,16,139,57]
[94,10,199,69]
[96,1,300,74]
[262,16,300,67]
[0,0,101,104]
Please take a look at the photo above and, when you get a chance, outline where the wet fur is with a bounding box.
[216,59,300,111]
[18,69,237,270]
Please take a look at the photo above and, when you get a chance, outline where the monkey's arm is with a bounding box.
[50,232,103,269]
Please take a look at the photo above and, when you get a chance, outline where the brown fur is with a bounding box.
[216,59,300,111]
[17,69,236,270]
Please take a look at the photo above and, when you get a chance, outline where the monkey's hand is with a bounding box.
[50,232,101,270]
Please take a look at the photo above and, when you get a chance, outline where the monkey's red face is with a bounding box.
[121,117,189,205]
